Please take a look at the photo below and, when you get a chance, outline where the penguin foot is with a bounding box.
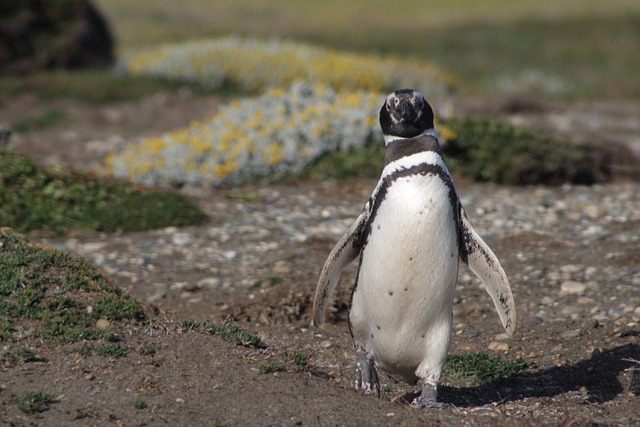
[354,349,380,397]
[411,382,446,408]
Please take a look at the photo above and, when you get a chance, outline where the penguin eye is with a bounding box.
[393,98,400,107]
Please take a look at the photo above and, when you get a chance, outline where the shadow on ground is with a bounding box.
[430,343,639,407]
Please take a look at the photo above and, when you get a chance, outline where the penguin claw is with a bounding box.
[411,382,446,408]
[354,349,380,397]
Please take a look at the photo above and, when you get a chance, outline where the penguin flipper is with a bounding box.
[312,207,369,326]
[459,207,517,336]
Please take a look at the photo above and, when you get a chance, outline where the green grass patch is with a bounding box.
[1,347,47,364]
[133,397,148,409]
[443,352,527,386]
[292,351,308,367]
[259,360,285,374]
[0,146,206,234]
[96,343,128,357]
[12,110,71,133]
[0,227,146,343]
[182,319,265,349]
[137,344,156,356]
[10,391,56,414]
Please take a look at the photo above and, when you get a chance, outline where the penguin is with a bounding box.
[312,89,516,408]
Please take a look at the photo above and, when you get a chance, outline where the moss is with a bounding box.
[0,146,206,234]
[0,227,145,343]
[443,352,528,386]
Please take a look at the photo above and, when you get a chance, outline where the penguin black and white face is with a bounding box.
[379,89,434,139]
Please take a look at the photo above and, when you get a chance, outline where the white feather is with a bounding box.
[349,171,458,384]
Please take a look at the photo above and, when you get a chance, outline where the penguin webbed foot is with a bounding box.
[354,349,380,397]
[411,382,447,409]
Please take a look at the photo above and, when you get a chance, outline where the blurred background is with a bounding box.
[98,0,640,99]
[1,0,639,193]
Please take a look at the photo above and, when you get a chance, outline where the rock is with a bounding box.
[0,0,114,75]
[560,281,587,296]
[488,341,510,351]
[561,329,582,339]
[96,318,110,330]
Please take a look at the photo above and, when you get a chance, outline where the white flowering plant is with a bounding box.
[107,82,384,187]
[120,36,454,95]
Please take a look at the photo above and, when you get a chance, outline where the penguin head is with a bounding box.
[379,89,434,138]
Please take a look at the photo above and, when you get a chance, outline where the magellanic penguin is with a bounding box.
[312,89,517,408]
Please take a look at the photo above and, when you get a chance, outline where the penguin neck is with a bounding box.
[383,128,438,145]
[383,129,442,167]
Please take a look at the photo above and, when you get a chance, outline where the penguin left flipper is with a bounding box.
[312,204,370,327]
[459,207,517,336]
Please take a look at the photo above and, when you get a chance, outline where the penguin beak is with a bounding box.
[399,100,416,122]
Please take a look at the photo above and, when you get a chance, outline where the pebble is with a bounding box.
[96,319,110,330]
[561,329,582,339]
[488,341,510,351]
[39,181,640,328]
[560,281,587,296]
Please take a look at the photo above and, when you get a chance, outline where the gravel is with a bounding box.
[42,179,640,332]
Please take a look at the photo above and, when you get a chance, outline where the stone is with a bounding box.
[561,329,582,339]
[0,0,114,75]
[488,341,510,351]
[96,318,110,330]
[560,281,587,296]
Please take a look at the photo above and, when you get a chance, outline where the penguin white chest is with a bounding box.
[349,172,459,381]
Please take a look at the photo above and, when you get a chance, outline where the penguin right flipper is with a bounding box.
[312,204,370,326]
[459,207,517,336]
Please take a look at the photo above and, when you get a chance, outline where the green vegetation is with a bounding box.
[443,352,528,386]
[9,391,56,413]
[96,343,128,357]
[181,319,265,349]
[441,117,613,185]
[1,347,47,364]
[259,360,285,374]
[0,227,145,343]
[292,351,308,367]
[137,343,157,356]
[0,146,206,234]
[12,110,70,133]
[133,397,148,409]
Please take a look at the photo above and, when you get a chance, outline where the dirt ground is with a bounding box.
[1,92,639,426]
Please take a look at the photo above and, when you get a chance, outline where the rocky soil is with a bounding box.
[1,92,639,425]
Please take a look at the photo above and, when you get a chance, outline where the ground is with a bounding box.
[1,91,639,426]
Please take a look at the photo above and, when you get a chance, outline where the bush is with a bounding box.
[120,36,454,94]
[107,82,382,187]
[441,117,614,185]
